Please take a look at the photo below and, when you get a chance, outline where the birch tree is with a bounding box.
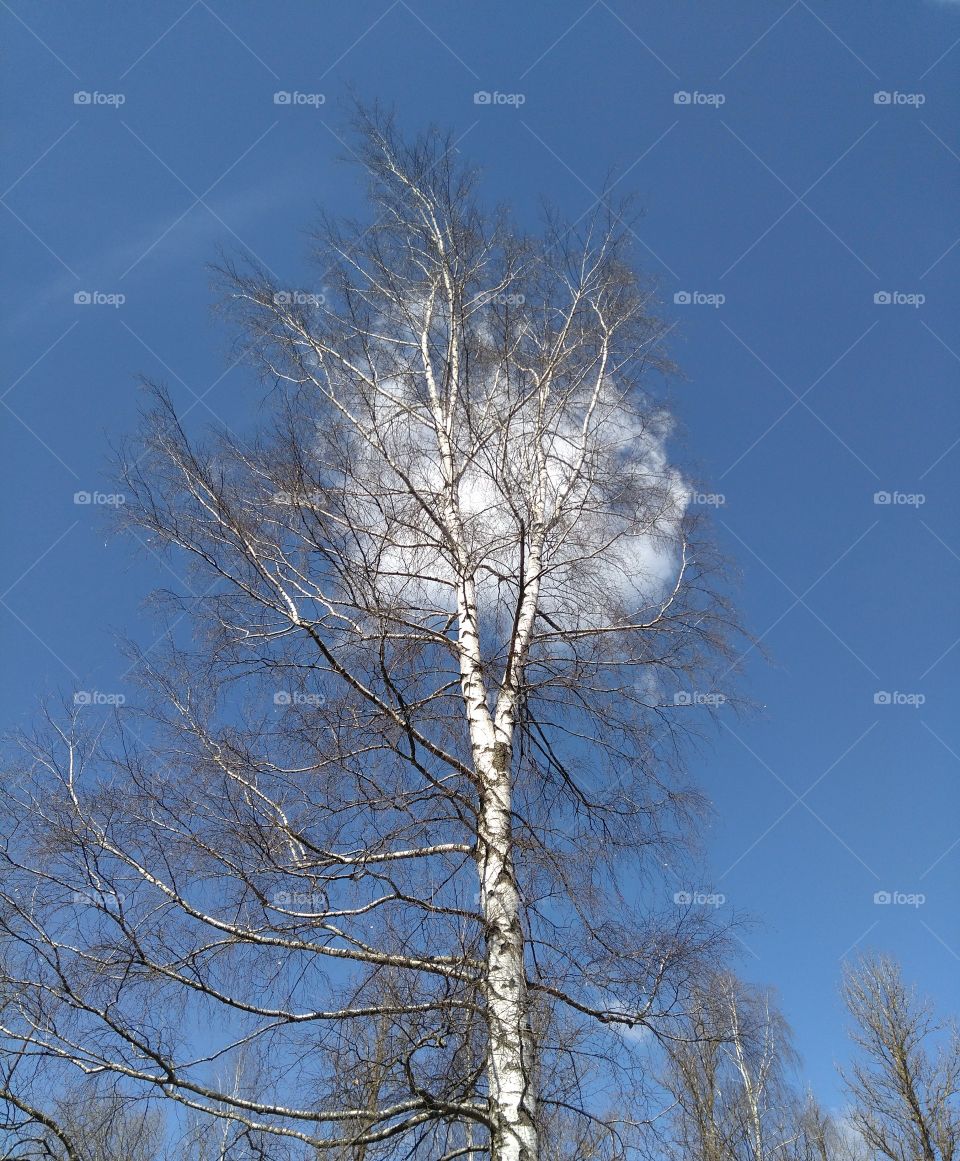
[786,1095,870,1161]
[0,109,737,1160]
[658,973,799,1161]
[655,974,875,1161]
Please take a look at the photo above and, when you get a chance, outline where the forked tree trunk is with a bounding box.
[0,111,741,1158]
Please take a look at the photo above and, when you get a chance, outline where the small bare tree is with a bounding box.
[657,973,800,1161]
[785,1094,871,1161]
[0,1055,167,1161]
[785,1095,834,1161]
[841,952,959,1161]
[0,109,737,1160]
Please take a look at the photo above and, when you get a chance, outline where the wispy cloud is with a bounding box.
[3,168,307,335]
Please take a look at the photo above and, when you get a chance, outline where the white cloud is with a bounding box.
[327,360,687,641]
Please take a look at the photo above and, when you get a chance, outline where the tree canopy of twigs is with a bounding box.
[0,107,742,1161]
[842,952,959,1161]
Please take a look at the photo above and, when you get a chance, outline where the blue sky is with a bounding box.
[2,0,958,1112]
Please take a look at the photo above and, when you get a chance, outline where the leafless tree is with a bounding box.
[0,1054,167,1161]
[785,1095,834,1161]
[841,952,959,1161]
[0,108,739,1160]
[657,972,802,1161]
[784,1093,871,1161]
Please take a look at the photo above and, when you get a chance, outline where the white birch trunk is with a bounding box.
[476,761,538,1161]
[455,564,540,1160]
[422,241,543,1155]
